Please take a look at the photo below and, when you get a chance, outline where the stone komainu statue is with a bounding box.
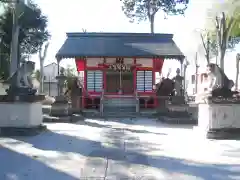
[208,63,235,98]
[5,61,37,96]
[156,78,175,96]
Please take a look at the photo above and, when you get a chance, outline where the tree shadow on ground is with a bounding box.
[78,120,112,129]
[113,127,167,135]
[0,146,79,180]
[15,129,240,180]
[97,117,195,129]
[83,118,191,134]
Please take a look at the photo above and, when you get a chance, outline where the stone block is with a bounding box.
[50,95,71,116]
[188,103,198,121]
[50,103,71,117]
[0,102,42,127]
[196,103,240,139]
[0,102,46,136]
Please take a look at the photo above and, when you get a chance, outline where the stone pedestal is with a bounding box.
[159,104,196,124]
[50,95,71,117]
[196,103,240,139]
[171,96,185,105]
[49,70,73,119]
[0,102,46,136]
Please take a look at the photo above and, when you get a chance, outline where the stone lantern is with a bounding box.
[56,68,67,96]
[50,68,70,117]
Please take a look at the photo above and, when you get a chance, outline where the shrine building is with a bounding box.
[56,33,184,109]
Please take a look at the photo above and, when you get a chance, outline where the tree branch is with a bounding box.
[215,16,222,48]
[200,33,207,52]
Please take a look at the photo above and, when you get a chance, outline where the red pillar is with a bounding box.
[152,58,156,107]
[153,58,164,108]
[83,67,86,108]
[103,58,107,93]
[75,58,86,108]
[133,58,137,92]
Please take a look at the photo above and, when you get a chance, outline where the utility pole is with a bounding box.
[195,52,199,94]
[183,58,189,95]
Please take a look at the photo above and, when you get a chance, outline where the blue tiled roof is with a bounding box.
[56,33,184,60]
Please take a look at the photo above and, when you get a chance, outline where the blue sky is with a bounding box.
[32,0,213,75]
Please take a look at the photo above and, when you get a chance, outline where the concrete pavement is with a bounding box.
[0,118,240,179]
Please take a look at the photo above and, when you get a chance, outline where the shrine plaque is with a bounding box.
[109,63,131,71]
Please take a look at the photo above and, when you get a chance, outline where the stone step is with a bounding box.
[103,101,136,106]
[103,102,136,106]
[102,112,139,118]
[103,98,137,106]
[42,105,51,114]
[43,114,84,123]
[158,116,197,125]
[103,106,136,113]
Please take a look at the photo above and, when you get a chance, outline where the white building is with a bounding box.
[42,62,64,96]
[43,62,61,83]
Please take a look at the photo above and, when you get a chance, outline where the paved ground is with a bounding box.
[0,118,240,180]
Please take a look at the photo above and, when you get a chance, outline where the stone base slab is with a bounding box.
[43,115,72,122]
[43,114,84,123]
[207,128,240,139]
[194,126,240,139]
[0,94,45,102]
[0,124,47,136]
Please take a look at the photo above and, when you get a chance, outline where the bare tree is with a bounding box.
[206,0,240,72]
[38,42,49,93]
[200,32,210,64]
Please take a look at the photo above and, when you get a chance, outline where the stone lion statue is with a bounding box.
[207,63,234,97]
[156,77,175,96]
[17,61,35,88]
[5,61,37,96]
[195,63,236,103]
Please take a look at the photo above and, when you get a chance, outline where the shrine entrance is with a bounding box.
[106,71,134,94]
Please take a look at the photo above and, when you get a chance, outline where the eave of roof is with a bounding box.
[56,32,185,61]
